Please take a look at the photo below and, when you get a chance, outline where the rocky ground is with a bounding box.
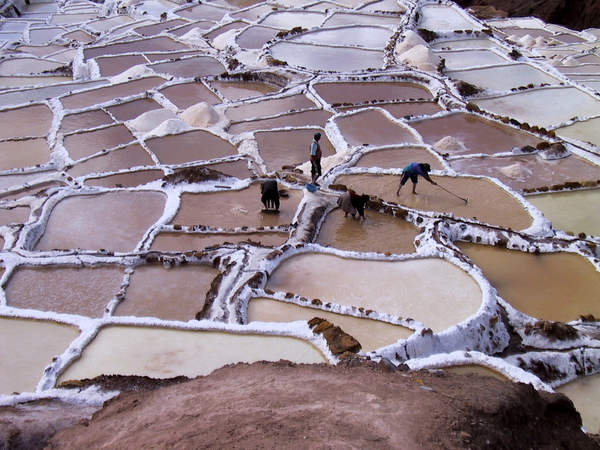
[2,359,600,450]
[455,0,600,31]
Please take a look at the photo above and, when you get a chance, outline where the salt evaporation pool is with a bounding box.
[2,0,600,433]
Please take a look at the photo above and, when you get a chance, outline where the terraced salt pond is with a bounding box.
[2,0,600,433]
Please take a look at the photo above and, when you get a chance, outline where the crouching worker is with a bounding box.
[337,189,369,220]
[260,179,280,211]
[396,162,436,195]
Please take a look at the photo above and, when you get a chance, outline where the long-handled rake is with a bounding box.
[436,183,469,204]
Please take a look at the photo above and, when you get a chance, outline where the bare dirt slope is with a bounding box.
[3,360,600,450]
[455,0,600,31]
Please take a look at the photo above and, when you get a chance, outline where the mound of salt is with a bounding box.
[395,30,428,56]
[109,64,156,84]
[500,163,532,179]
[518,35,536,48]
[144,118,193,138]
[179,28,211,49]
[562,56,580,66]
[180,102,220,128]
[397,44,440,72]
[433,136,467,152]
[128,109,179,135]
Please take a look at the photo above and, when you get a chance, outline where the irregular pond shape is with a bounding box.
[158,81,222,109]
[174,3,231,22]
[259,11,326,29]
[35,191,166,253]
[5,265,125,317]
[254,128,336,173]
[289,26,393,48]
[150,231,289,251]
[228,110,332,134]
[0,58,66,76]
[59,77,166,110]
[83,36,189,61]
[59,109,115,134]
[0,318,79,395]
[526,189,600,236]
[145,130,237,165]
[229,4,274,21]
[115,264,219,321]
[209,80,281,101]
[68,144,155,178]
[225,93,316,122]
[0,206,30,226]
[472,86,600,128]
[172,186,302,229]
[337,102,443,119]
[149,56,226,79]
[265,253,482,333]
[0,80,109,109]
[58,326,326,381]
[62,124,135,161]
[0,103,53,139]
[313,81,434,105]
[410,112,542,155]
[449,154,600,192]
[203,21,247,41]
[446,64,562,91]
[556,374,600,434]
[335,109,419,147]
[26,27,67,45]
[0,138,51,171]
[134,19,189,36]
[269,42,384,72]
[322,11,403,27]
[418,4,482,31]
[458,243,600,322]
[316,208,418,255]
[236,26,279,50]
[430,39,500,50]
[84,169,164,188]
[94,54,149,77]
[354,147,443,171]
[436,49,508,70]
[248,298,414,352]
[0,76,73,89]
[105,97,163,122]
[556,116,600,148]
[335,173,533,230]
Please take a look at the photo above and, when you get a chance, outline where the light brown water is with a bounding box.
[60,77,166,110]
[527,189,600,236]
[316,209,418,255]
[0,104,53,139]
[5,265,125,317]
[0,138,50,171]
[446,365,509,381]
[95,54,150,77]
[313,82,434,105]
[248,298,413,352]
[59,109,115,134]
[68,144,155,177]
[35,191,166,253]
[335,173,533,230]
[410,113,542,155]
[225,94,316,122]
[150,231,289,251]
[85,169,164,188]
[114,264,219,321]
[335,109,418,147]
[158,82,222,109]
[172,186,301,229]
[228,110,332,134]
[83,36,189,61]
[0,206,30,226]
[354,147,443,170]
[209,80,281,101]
[145,130,237,165]
[63,124,136,161]
[459,243,600,322]
[0,318,79,395]
[58,326,326,382]
[556,374,600,434]
[254,129,336,173]
[150,56,226,79]
[265,253,482,332]
[105,98,163,122]
[450,154,600,192]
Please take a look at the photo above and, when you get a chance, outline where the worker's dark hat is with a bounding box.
[314,132,322,139]
[422,163,431,172]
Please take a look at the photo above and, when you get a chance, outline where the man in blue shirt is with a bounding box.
[396,162,436,195]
